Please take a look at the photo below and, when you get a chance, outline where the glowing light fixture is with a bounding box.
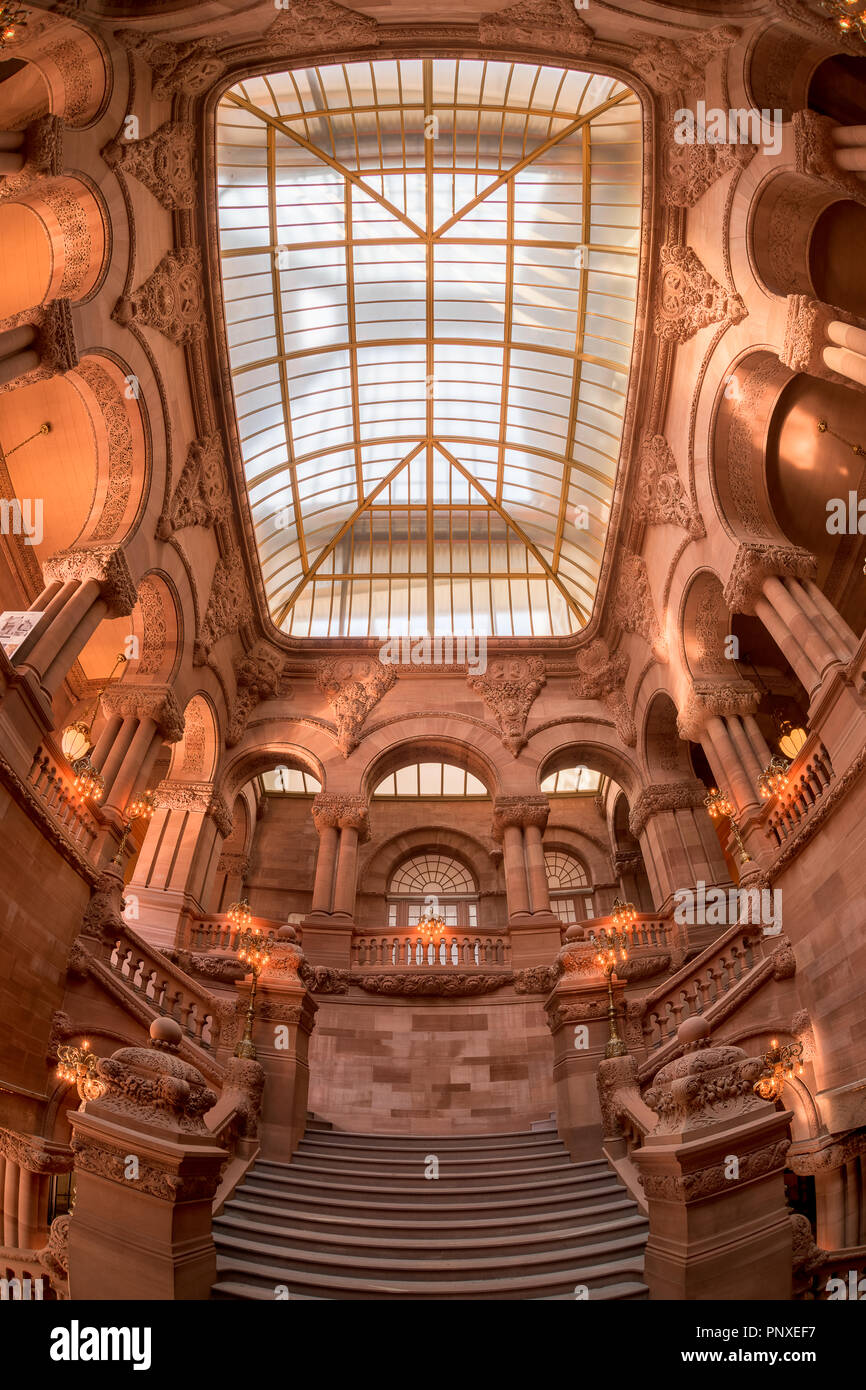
[704,786,751,865]
[60,652,128,801]
[753,1038,805,1102]
[820,0,866,44]
[757,755,791,801]
[776,718,807,762]
[590,924,629,1058]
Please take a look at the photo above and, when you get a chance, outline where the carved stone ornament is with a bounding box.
[512,964,560,995]
[632,25,740,95]
[266,0,379,53]
[166,948,246,985]
[311,791,370,840]
[40,1214,70,1295]
[571,638,636,747]
[299,963,351,995]
[194,545,253,664]
[153,779,213,814]
[633,435,704,538]
[316,657,396,756]
[102,121,197,211]
[628,780,708,839]
[113,248,205,346]
[0,1127,73,1175]
[491,794,550,840]
[793,110,866,208]
[0,115,63,203]
[780,294,865,394]
[675,679,758,743]
[612,552,668,663]
[100,684,185,743]
[226,642,285,747]
[157,432,231,538]
[93,1036,217,1136]
[639,1137,792,1204]
[661,121,755,209]
[478,0,592,57]
[218,1056,265,1140]
[770,0,865,52]
[114,29,228,99]
[352,972,509,997]
[208,791,234,840]
[70,1135,221,1204]
[644,1044,768,1136]
[0,297,80,395]
[469,655,545,755]
[654,244,747,344]
[722,541,817,616]
[43,544,137,618]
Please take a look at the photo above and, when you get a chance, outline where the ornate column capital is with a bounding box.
[43,544,137,618]
[468,655,545,756]
[793,110,866,207]
[100,684,185,742]
[780,293,866,392]
[0,1127,73,1175]
[628,780,708,839]
[152,780,233,838]
[492,793,550,840]
[676,679,759,743]
[722,541,817,615]
[216,850,249,878]
[312,791,370,841]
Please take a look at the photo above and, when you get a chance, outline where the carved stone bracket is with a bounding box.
[660,120,755,208]
[644,1045,768,1136]
[0,115,63,202]
[571,638,636,747]
[722,541,817,615]
[676,679,759,743]
[113,248,205,346]
[632,25,740,94]
[654,244,747,344]
[194,545,252,664]
[468,655,545,755]
[491,793,550,840]
[102,121,197,211]
[478,0,592,56]
[634,435,704,538]
[316,657,396,756]
[156,433,231,538]
[793,110,866,208]
[43,544,137,618]
[100,684,185,743]
[628,780,709,839]
[612,552,668,663]
[226,642,285,747]
[114,29,228,99]
[780,294,866,393]
[265,0,380,53]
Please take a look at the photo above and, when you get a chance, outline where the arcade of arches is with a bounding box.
[1,0,866,1308]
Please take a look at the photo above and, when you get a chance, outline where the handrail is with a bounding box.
[351,934,510,968]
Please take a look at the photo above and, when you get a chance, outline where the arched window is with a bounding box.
[545,850,594,925]
[388,853,478,930]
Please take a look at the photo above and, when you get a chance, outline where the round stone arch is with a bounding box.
[642,689,695,785]
[63,354,150,551]
[0,13,111,128]
[541,829,610,889]
[358,723,504,803]
[749,170,866,310]
[165,691,221,784]
[125,571,184,685]
[709,349,795,546]
[361,826,496,899]
[532,722,644,803]
[679,567,734,684]
[217,735,328,809]
[0,175,109,319]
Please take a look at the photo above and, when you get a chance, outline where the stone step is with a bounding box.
[214,1208,649,1261]
[234,1176,626,1220]
[292,1130,569,1154]
[237,1166,623,1204]
[291,1138,570,1167]
[276,1154,585,1182]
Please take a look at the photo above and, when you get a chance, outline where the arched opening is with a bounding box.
[807,53,866,127]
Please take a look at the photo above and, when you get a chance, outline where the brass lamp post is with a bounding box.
[704,786,752,864]
[112,789,155,866]
[753,1038,805,1102]
[610,896,638,933]
[233,924,273,1059]
[591,924,630,1059]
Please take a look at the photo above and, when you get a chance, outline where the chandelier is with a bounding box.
[0,3,27,48]
[416,907,445,947]
[753,1038,805,1102]
[610,896,638,932]
[757,754,791,800]
[227,899,252,930]
[60,652,128,802]
[820,0,866,43]
[56,1041,107,1102]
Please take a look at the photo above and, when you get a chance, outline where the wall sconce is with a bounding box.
[753,1038,805,1102]
[56,1041,107,1103]
[820,2,866,46]
[112,790,155,865]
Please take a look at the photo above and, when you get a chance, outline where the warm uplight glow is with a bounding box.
[753,1038,805,1102]
[216,59,643,637]
[757,755,790,801]
[61,721,92,763]
[777,719,807,761]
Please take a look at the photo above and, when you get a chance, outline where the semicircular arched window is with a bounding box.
[544,849,594,925]
[388,852,478,930]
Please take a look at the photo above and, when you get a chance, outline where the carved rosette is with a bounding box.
[468,655,545,755]
[628,781,709,839]
[645,1044,771,1136]
[632,25,739,94]
[491,794,550,842]
[114,29,228,99]
[194,546,253,664]
[265,0,379,53]
[634,435,704,538]
[311,792,370,841]
[43,544,137,618]
[316,657,396,757]
[661,123,755,209]
[722,541,817,616]
[102,121,197,211]
[613,553,668,663]
[478,0,592,56]
[675,679,758,743]
[100,684,185,743]
[780,294,864,392]
[113,249,205,346]
[571,638,636,747]
[226,642,285,747]
[157,433,230,538]
[654,245,747,344]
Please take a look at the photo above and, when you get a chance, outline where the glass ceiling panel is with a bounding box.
[217,59,642,638]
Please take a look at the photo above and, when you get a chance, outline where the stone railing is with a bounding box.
[25,743,99,857]
[182,913,288,954]
[351,933,510,968]
[762,737,835,847]
[108,930,221,1049]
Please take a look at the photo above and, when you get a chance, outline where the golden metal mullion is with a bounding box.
[343,182,365,502]
[424,59,436,633]
[496,176,515,507]
[267,123,308,574]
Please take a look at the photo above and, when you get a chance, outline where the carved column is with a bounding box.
[66,1019,226,1300]
[0,300,78,391]
[310,820,339,914]
[634,1033,794,1300]
[628,781,730,916]
[97,686,185,817]
[303,793,370,968]
[493,795,560,966]
[129,782,233,949]
[0,1130,69,1252]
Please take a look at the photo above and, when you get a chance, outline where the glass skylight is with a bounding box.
[216,59,642,638]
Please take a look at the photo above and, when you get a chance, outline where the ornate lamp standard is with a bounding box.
[112,789,155,866]
[591,924,630,1059]
[704,786,751,864]
[232,922,273,1059]
[757,754,790,801]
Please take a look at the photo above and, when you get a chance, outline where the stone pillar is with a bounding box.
[67,1019,226,1301]
[129,782,234,949]
[628,781,730,916]
[545,933,630,1161]
[310,821,339,913]
[492,795,561,965]
[633,1026,794,1300]
[0,299,78,393]
[98,686,185,817]
[302,793,370,968]
[243,929,317,1160]
[333,824,360,917]
[215,850,250,914]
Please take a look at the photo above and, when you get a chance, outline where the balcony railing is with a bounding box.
[351,934,510,968]
[761,736,835,847]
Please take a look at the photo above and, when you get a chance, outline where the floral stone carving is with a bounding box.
[226,642,285,746]
[114,29,228,99]
[634,435,704,538]
[265,0,379,53]
[157,433,230,538]
[113,249,205,346]
[194,546,252,663]
[316,657,396,756]
[654,245,746,344]
[478,0,592,57]
[571,638,636,747]
[102,121,197,211]
[469,655,545,755]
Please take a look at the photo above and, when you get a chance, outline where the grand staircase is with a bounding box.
[211,1127,649,1300]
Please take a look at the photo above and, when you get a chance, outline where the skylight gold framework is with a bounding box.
[217,59,642,638]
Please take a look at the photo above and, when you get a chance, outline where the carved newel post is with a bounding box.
[544,927,631,1161]
[634,1019,793,1300]
[242,925,317,1159]
[66,1017,226,1300]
